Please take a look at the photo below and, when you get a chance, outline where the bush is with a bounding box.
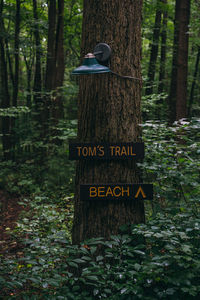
[0,208,199,299]
[0,118,199,299]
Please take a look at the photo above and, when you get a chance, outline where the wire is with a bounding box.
[110,70,142,81]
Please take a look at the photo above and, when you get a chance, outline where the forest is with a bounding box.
[0,0,199,299]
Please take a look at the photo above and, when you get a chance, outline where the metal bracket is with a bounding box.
[94,43,111,63]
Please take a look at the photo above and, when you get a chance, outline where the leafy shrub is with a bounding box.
[0,208,199,299]
[0,118,76,198]
[139,118,200,215]
[0,119,199,299]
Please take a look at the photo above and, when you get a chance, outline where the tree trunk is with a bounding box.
[52,0,64,122]
[45,0,56,91]
[145,0,162,96]
[38,0,56,142]
[55,0,65,88]
[188,46,200,117]
[5,34,14,89]
[169,0,190,123]
[33,0,42,107]
[156,0,168,119]
[9,0,21,159]
[72,0,144,244]
[158,0,168,94]
[0,0,11,159]
[24,53,33,108]
[13,0,20,107]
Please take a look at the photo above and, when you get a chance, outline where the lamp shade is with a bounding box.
[71,53,110,75]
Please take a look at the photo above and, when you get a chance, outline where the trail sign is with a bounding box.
[80,184,153,201]
[69,142,144,160]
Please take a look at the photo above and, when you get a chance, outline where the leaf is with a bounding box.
[67,261,78,268]
[29,277,40,284]
[134,263,141,271]
[181,244,192,254]
[42,282,48,288]
[133,250,145,256]
[104,289,112,294]
[96,255,104,262]
[166,288,175,295]
[121,288,128,294]
[72,258,85,264]
[81,256,92,261]
[90,246,97,255]
[72,285,80,292]
[93,289,99,296]
[86,275,99,281]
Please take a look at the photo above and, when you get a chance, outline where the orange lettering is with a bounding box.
[135,186,146,198]
[105,186,113,197]
[98,146,105,156]
[88,147,97,156]
[77,146,82,156]
[120,146,127,156]
[110,146,115,156]
[89,187,97,197]
[115,146,121,156]
[98,186,105,197]
[130,146,136,156]
[122,186,130,197]
[113,186,121,197]
[82,147,88,156]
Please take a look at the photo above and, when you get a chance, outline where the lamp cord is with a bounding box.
[110,70,142,81]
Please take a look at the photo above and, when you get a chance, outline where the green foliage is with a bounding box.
[0,160,38,194]
[0,116,77,197]
[141,92,168,120]
[0,119,199,299]
[0,210,199,299]
[64,0,83,69]
[0,106,30,117]
[139,118,200,215]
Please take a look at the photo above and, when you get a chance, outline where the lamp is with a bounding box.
[71,53,110,75]
[71,43,111,75]
[72,43,142,81]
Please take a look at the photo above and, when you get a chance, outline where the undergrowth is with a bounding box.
[0,118,199,299]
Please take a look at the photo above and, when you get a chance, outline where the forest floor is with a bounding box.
[0,190,24,255]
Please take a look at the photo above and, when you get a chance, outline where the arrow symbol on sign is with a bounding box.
[135,186,146,199]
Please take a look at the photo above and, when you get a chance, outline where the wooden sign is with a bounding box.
[69,142,144,160]
[80,184,153,201]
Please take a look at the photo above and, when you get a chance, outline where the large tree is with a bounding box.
[72,0,144,243]
[169,0,190,122]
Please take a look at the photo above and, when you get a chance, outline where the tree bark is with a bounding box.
[169,0,190,123]
[188,47,200,117]
[145,0,162,96]
[13,0,20,107]
[24,53,33,108]
[52,0,65,122]
[156,0,168,119]
[55,0,65,88]
[45,0,56,91]
[33,0,42,107]
[0,0,11,159]
[72,0,144,244]
[158,0,168,94]
[41,0,57,140]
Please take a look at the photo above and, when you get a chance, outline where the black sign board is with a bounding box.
[69,142,144,160]
[80,184,153,201]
